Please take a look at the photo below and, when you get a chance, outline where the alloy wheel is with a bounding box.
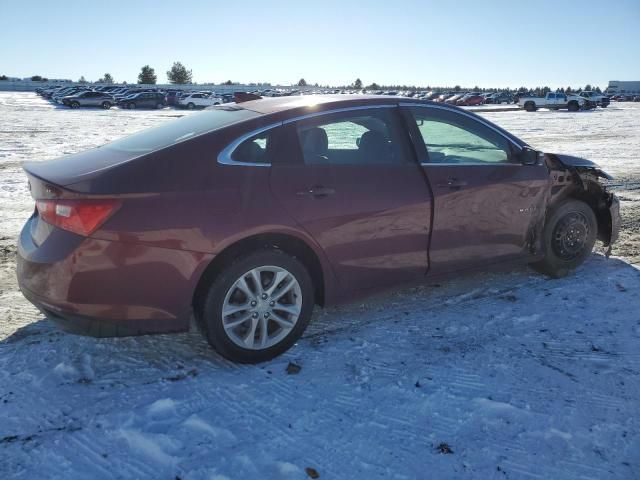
[221,266,302,350]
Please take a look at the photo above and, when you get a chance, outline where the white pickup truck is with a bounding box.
[518,92,591,112]
[579,91,610,108]
[178,92,223,109]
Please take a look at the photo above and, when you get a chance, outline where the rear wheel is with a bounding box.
[531,200,597,278]
[524,101,536,112]
[198,250,315,363]
[101,101,111,109]
[156,102,164,109]
[128,102,136,109]
[568,101,579,112]
[187,102,195,110]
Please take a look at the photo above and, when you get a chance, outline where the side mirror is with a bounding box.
[520,147,540,165]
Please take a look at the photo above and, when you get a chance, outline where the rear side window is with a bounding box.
[103,107,260,154]
[294,108,411,165]
[231,130,273,164]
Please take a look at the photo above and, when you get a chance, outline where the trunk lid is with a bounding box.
[22,147,136,189]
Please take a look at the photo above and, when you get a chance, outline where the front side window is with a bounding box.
[295,108,409,165]
[409,107,512,164]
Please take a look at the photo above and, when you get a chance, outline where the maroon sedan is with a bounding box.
[17,95,620,363]
[456,94,485,106]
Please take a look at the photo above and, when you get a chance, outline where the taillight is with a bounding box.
[36,199,121,236]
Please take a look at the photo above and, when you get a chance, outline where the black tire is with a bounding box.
[70,101,80,109]
[101,101,111,109]
[524,101,536,112]
[531,200,597,278]
[156,102,164,109]
[187,102,195,110]
[198,250,315,363]
[567,101,579,112]
[128,103,136,109]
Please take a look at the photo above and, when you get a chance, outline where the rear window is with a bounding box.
[102,107,259,154]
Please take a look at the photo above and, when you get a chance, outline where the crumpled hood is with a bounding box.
[550,153,613,180]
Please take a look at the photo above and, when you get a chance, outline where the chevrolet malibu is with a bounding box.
[17,95,620,363]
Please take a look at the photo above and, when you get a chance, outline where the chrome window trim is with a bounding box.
[217,121,282,167]
[399,102,524,150]
[218,104,396,167]
[420,162,523,167]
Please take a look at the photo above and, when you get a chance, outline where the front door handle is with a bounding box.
[436,178,468,189]
[296,185,336,197]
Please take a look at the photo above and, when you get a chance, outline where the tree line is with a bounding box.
[0,72,605,93]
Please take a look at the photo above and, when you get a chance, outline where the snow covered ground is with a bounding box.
[1,92,639,479]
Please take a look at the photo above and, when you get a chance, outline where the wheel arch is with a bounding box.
[192,232,328,322]
[546,170,616,246]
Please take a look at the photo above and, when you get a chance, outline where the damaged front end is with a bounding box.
[545,153,621,253]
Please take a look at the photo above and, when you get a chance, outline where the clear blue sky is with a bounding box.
[2,0,639,89]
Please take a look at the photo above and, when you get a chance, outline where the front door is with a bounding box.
[269,107,433,293]
[403,105,550,275]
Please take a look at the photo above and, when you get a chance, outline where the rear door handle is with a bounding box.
[436,178,468,189]
[296,185,336,197]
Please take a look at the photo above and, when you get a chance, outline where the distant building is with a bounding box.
[606,80,640,95]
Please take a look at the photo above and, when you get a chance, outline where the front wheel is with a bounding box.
[567,101,579,112]
[128,103,136,109]
[187,102,195,110]
[70,101,80,109]
[531,200,597,278]
[156,102,164,109]
[198,250,315,363]
[101,101,112,109]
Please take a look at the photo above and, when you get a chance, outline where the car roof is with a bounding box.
[237,94,425,115]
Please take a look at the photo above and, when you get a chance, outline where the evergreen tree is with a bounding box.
[354,78,363,89]
[297,78,307,87]
[166,62,192,84]
[99,73,114,84]
[138,65,157,84]
[78,76,87,83]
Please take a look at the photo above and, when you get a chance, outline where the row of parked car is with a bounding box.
[608,94,640,102]
[35,85,235,110]
[35,85,638,112]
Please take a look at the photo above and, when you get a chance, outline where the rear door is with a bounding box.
[269,106,433,292]
[403,104,549,275]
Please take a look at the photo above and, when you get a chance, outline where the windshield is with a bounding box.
[102,106,260,154]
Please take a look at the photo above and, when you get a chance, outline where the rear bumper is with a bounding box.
[20,283,188,337]
[17,216,212,337]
